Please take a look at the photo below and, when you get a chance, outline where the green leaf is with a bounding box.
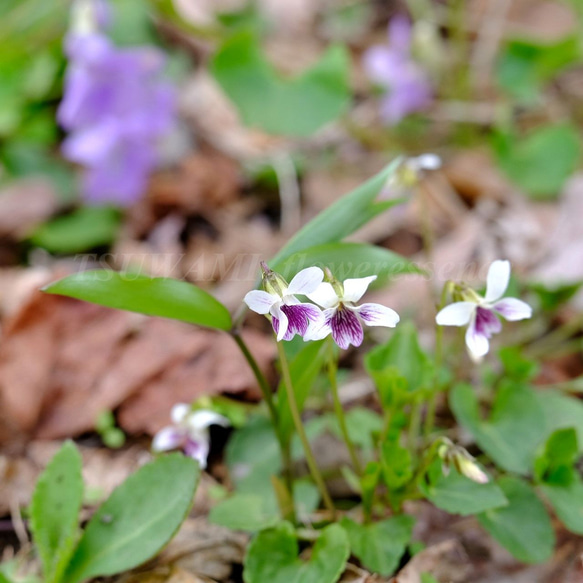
[420,575,439,583]
[329,407,383,453]
[210,480,319,532]
[419,461,507,516]
[366,322,434,402]
[30,441,83,583]
[529,280,583,311]
[30,207,122,254]
[277,341,328,443]
[273,242,422,285]
[536,390,583,451]
[270,159,402,267]
[244,522,349,583]
[450,382,545,474]
[361,461,381,519]
[540,475,583,535]
[498,346,539,382]
[340,516,414,576]
[496,36,580,102]
[211,30,350,137]
[63,453,200,583]
[493,124,581,199]
[534,428,578,485]
[380,440,413,490]
[43,271,232,331]
[210,493,280,532]
[478,477,555,564]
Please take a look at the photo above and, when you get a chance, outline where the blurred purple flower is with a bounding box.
[58,9,175,205]
[363,15,432,124]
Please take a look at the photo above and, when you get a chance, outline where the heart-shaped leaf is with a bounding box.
[244,522,349,583]
[478,477,555,564]
[63,453,200,583]
[44,270,232,331]
[540,474,583,535]
[30,441,83,583]
[211,31,350,137]
[340,516,414,576]
[450,382,545,474]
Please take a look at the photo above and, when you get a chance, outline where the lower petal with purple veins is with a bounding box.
[474,306,502,338]
[281,303,323,340]
[465,314,490,359]
[184,438,210,469]
[331,306,364,349]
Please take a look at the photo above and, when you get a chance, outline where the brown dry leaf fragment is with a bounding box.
[0,273,273,441]
[155,518,247,582]
[0,180,58,240]
[118,329,272,436]
[392,539,470,583]
[119,567,216,583]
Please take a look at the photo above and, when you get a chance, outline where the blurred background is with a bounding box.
[1,0,583,580]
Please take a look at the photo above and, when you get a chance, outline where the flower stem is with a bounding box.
[276,339,336,518]
[231,331,296,522]
[327,339,363,476]
[408,400,422,455]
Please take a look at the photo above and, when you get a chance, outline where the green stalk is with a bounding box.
[327,339,363,476]
[231,331,295,522]
[276,340,336,518]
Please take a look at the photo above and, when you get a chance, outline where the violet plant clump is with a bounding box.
[363,15,433,124]
[58,0,175,206]
[43,160,583,580]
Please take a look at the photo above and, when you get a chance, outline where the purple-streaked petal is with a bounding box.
[187,410,229,432]
[342,275,377,303]
[485,260,511,302]
[280,303,323,340]
[388,15,412,54]
[493,298,533,321]
[184,437,210,469]
[304,308,334,341]
[475,306,502,337]
[171,403,191,424]
[307,282,339,309]
[286,267,324,296]
[436,302,475,326]
[244,290,278,314]
[330,307,364,350]
[152,426,184,452]
[465,314,490,359]
[271,303,289,342]
[355,303,400,328]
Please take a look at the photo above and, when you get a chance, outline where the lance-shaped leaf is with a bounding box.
[273,241,422,284]
[43,270,232,331]
[63,453,199,583]
[270,159,403,266]
[30,441,83,583]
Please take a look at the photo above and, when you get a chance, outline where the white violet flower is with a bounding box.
[381,153,441,199]
[435,260,532,360]
[244,262,324,342]
[152,404,228,469]
[305,272,400,349]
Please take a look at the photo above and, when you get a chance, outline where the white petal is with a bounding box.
[244,290,278,314]
[485,260,511,302]
[307,282,339,309]
[286,267,324,295]
[355,303,400,328]
[271,302,289,342]
[465,315,490,359]
[152,426,184,452]
[342,275,377,303]
[410,153,441,171]
[187,410,229,433]
[436,302,475,326]
[493,298,532,321]
[184,437,210,469]
[171,403,191,424]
